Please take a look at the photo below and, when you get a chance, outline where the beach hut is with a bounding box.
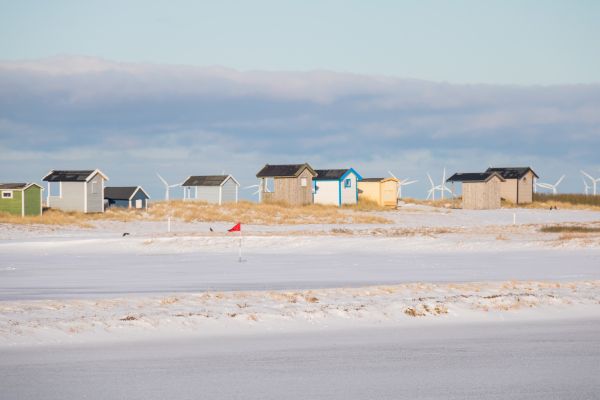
[485,167,538,204]
[256,163,317,206]
[357,177,399,207]
[447,172,505,209]
[42,169,109,213]
[313,168,362,207]
[181,175,240,205]
[104,186,150,210]
[0,183,43,217]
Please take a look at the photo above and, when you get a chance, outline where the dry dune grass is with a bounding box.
[1,201,391,226]
[502,193,600,211]
[401,197,456,209]
[0,209,93,227]
[147,200,391,225]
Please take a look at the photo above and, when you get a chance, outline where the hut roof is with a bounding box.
[447,172,505,182]
[104,186,149,200]
[485,167,538,179]
[360,177,398,183]
[42,169,108,182]
[182,175,237,187]
[256,163,316,178]
[0,183,43,190]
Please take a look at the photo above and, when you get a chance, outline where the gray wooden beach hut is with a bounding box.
[42,169,109,213]
[181,175,239,205]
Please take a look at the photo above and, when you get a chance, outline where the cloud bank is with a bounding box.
[1,56,599,198]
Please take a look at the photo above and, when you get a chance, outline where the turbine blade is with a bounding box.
[555,175,565,186]
[156,173,168,186]
[402,180,418,186]
[388,171,398,180]
[581,170,594,181]
[427,173,434,187]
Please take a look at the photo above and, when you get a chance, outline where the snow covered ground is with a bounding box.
[2,319,599,400]
[0,206,599,398]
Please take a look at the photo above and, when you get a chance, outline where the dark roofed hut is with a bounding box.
[255,163,317,206]
[104,186,150,210]
[181,175,239,205]
[485,167,538,204]
[447,172,505,210]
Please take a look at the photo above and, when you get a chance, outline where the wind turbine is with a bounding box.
[157,173,182,201]
[581,170,600,195]
[535,175,565,195]
[426,173,436,200]
[244,184,262,202]
[582,177,591,195]
[388,171,418,199]
[244,179,271,202]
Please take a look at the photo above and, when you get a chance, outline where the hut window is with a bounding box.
[344,178,352,188]
[1,190,13,199]
[91,180,98,194]
[49,182,61,197]
[300,178,307,187]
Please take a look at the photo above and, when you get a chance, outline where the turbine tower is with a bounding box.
[157,173,182,201]
[581,170,600,195]
[388,171,418,200]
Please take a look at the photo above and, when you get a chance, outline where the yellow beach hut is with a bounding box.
[358,177,399,207]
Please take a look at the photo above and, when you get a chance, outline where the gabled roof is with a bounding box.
[104,186,150,200]
[447,172,505,183]
[314,168,363,181]
[360,177,398,183]
[182,175,240,187]
[42,169,109,182]
[256,163,317,178]
[485,167,539,179]
[0,183,43,190]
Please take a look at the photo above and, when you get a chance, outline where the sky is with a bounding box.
[1,1,599,199]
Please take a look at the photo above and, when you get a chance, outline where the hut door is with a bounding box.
[135,199,143,209]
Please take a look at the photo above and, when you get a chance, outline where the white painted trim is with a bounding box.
[39,188,43,216]
[101,178,105,212]
[220,175,241,187]
[128,199,132,208]
[235,185,238,203]
[47,182,50,207]
[1,190,13,199]
[21,190,25,217]
[83,181,88,213]
[127,186,150,200]
[85,169,109,182]
[218,186,223,205]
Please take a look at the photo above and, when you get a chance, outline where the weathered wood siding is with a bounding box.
[86,173,104,213]
[517,171,534,203]
[462,177,502,209]
[313,180,339,206]
[264,168,314,206]
[498,179,518,203]
[221,178,238,203]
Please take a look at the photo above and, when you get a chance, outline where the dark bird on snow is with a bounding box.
[122,232,130,237]
[209,227,214,232]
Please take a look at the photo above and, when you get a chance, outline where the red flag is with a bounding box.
[228,222,241,232]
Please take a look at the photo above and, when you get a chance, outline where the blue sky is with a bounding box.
[2,1,600,84]
[0,1,599,199]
